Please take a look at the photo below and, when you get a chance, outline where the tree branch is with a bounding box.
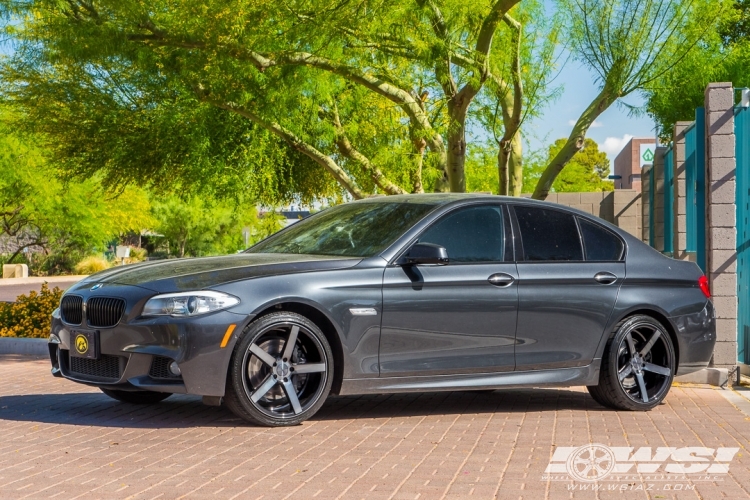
[207,99,366,199]
[324,104,406,195]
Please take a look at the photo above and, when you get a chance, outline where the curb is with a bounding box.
[0,337,49,356]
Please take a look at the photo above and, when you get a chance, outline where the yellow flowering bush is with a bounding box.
[0,283,63,338]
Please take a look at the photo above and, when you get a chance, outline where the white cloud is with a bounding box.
[567,119,603,128]
[601,134,634,157]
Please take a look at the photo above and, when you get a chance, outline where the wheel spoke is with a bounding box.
[293,362,326,374]
[282,379,302,414]
[640,330,662,357]
[250,374,278,403]
[643,362,671,377]
[618,364,633,381]
[282,325,299,361]
[249,343,276,367]
[635,372,649,403]
[625,332,637,357]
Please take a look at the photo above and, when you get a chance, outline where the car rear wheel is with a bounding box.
[587,315,675,411]
[224,312,333,427]
[100,388,172,404]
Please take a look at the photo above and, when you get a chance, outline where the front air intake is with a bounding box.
[87,297,126,328]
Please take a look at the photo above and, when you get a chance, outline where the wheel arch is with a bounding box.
[601,308,680,372]
[252,300,345,396]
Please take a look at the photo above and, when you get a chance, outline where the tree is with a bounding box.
[0,0,561,199]
[151,195,284,258]
[0,110,154,273]
[546,138,613,192]
[645,0,749,138]
[531,0,718,199]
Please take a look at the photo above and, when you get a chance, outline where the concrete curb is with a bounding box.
[0,337,48,356]
[674,368,730,386]
[0,276,87,286]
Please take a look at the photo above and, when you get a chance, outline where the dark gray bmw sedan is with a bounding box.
[49,194,715,426]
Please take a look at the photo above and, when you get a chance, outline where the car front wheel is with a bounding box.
[224,312,333,427]
[587,315,675,411]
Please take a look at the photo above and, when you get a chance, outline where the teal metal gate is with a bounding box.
[685,108,706,271]
[736,104,750,365]
[664,147,674,255]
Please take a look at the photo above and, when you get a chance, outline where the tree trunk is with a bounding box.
[498,133,523,196]
[411,135,426,194]
[445,98,470,193]
[532,85,617,200]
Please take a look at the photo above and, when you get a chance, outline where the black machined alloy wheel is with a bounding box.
[100,388,172,404]
[587,315,675,411]
[224,312,333,426]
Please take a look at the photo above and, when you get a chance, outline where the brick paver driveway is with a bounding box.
[0,355,749,499]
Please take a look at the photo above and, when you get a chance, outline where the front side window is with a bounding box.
[248,202,436,257]
[579,218,625,261]
[417,205,505,263]
[513,206,583,261]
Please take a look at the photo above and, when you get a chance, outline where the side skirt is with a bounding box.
[338,361,601,396]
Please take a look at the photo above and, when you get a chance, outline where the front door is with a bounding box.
[511,205,624,371]
[379,204,518,376]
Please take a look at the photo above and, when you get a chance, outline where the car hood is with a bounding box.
[71,253,362,293]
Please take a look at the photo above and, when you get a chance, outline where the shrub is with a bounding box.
[74,254,111,275]
[0,283,63,338]
[125,247,147,264]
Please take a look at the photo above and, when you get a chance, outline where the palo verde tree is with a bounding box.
[531,0,718,200]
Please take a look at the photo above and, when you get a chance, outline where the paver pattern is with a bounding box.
[0,355,749,499]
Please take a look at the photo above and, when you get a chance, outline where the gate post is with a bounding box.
[672,122,691,260]
[653,147,667,252]
[704,82,738,370]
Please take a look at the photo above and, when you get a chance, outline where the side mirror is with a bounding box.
[401,243,449,266]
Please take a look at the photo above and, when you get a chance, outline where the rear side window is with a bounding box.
[418,205,504,263]
[513,206,583,261]
[579,218,624,261]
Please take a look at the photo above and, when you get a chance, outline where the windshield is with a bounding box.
[248,202,436,257]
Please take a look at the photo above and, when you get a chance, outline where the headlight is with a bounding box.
[142,291,240,317]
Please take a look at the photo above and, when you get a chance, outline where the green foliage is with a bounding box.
[523,139,613,193]
[0,283,63,338]
[74,255,112,275]
[0,110,155,274]
[151,195,285,258]
[645,0,748,138]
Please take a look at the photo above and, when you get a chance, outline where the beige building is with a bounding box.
[613,138,657,191]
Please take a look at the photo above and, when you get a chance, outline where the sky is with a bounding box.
[522,58,658,165]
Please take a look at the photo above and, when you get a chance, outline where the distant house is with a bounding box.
[613,138,657,191]
[280,210,311,227]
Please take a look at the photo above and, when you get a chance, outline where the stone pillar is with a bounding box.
[612,190,642,239]
[704,82,737,370]
[653,147,667,252]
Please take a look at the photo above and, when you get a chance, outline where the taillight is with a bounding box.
[698,275,711,298]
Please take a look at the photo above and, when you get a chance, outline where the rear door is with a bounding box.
[511,205,625,371]
[379,203,518,376]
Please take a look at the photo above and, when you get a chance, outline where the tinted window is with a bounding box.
[417,205,504,262]
[248,202,435,257]
[514,206,583,261]
[579,218,624,261]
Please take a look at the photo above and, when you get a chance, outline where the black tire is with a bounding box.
[224,312,334,427]
[587,315,675,411]
[100,388,172,404]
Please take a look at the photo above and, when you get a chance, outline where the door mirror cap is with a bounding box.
[401,243,449,266]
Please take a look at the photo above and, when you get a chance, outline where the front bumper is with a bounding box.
[49,310,252,396]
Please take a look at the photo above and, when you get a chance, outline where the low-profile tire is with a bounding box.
[587,315,675,411]
[224,312,334,427]
[100,388,172,404]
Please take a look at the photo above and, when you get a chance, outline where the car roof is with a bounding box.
[351,193,551,206]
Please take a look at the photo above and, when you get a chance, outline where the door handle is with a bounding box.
[594,272,618,285]
[488,273,515,287]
